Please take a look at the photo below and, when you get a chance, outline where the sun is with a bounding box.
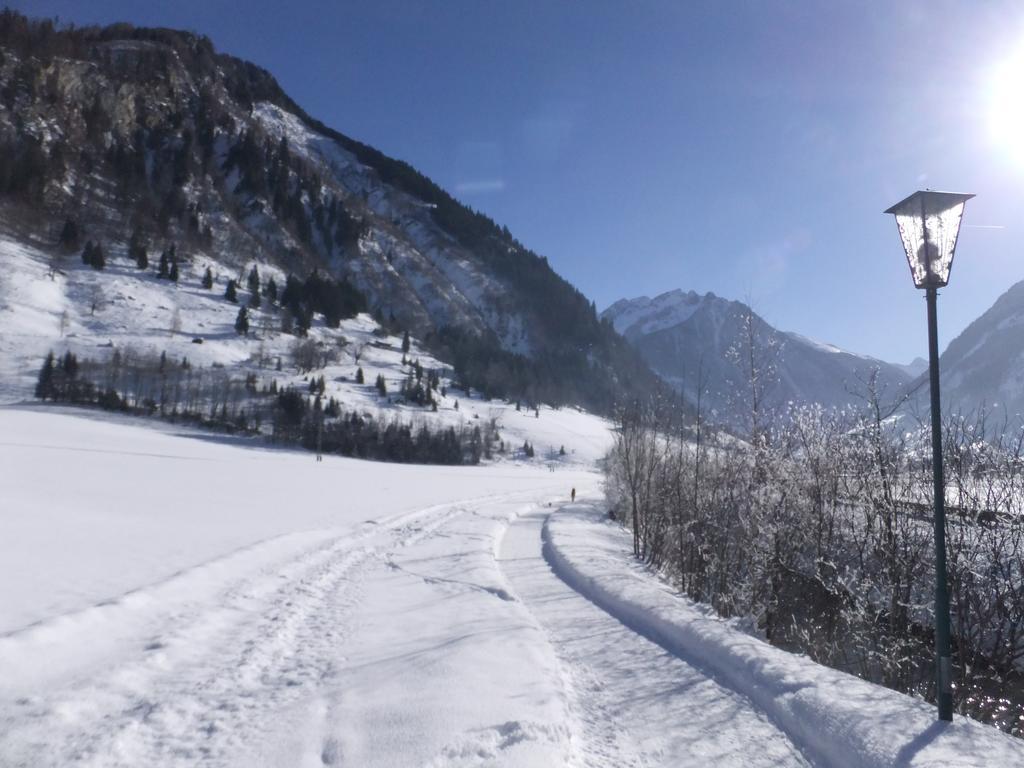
[990,47,1024,165]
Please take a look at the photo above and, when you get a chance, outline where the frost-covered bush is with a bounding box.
[606,388,1024,734]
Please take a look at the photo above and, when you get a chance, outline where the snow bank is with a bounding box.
[542,505,1024,768]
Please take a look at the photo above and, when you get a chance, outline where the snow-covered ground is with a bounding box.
[4,406,1024,766]
[0,407,592,765]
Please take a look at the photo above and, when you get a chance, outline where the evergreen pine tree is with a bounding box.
[225,279,238,303]
[90,242,105,270]
[202,267,214,289]
[375,374,387,397]
[235,306,249,335]
[129,229,147,269]
[58,219,79,252]
[62,351,78,378]
[355,367,364,384]
[265,277,278,304]
[81,240,94,266]
[35,351,55,400]
[247,264,260,294]
[401,330,411,354]
[168,258,179,282]
[158,250,169,279]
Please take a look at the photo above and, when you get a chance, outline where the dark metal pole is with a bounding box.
[926,285,953,721]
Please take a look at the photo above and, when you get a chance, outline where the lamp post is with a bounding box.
[885,190,974,722]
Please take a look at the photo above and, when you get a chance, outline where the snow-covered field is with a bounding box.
[4,406,1024,766]
[0,407,593,765]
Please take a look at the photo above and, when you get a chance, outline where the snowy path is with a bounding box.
[497,509,812,768]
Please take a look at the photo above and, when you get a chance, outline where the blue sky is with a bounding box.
[13,1,1024,363]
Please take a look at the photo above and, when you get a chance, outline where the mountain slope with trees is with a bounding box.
[0,11,658,412]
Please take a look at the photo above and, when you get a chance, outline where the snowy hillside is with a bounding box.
[603,289,915,423]
[0,231,613,466]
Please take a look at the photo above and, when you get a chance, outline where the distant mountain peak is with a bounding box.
[603,287,913,424]
[895,357,928,379]
[604,289,730,339]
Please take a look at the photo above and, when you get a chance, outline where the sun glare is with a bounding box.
[990,46,1024,165]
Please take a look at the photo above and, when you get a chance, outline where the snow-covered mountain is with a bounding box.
[603,289,914,422]
[933,279,1024,419]
[0,13,656,412]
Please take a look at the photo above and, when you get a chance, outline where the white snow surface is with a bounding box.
[0,407,590,766]
[3,407,1023,766]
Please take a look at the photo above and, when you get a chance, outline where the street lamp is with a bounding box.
[885,189,974,722]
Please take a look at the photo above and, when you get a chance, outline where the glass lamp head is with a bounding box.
[885,191,974,288]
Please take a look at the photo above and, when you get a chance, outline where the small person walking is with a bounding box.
[571,487,576,503]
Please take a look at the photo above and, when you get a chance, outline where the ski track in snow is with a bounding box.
[1,497,511,767]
